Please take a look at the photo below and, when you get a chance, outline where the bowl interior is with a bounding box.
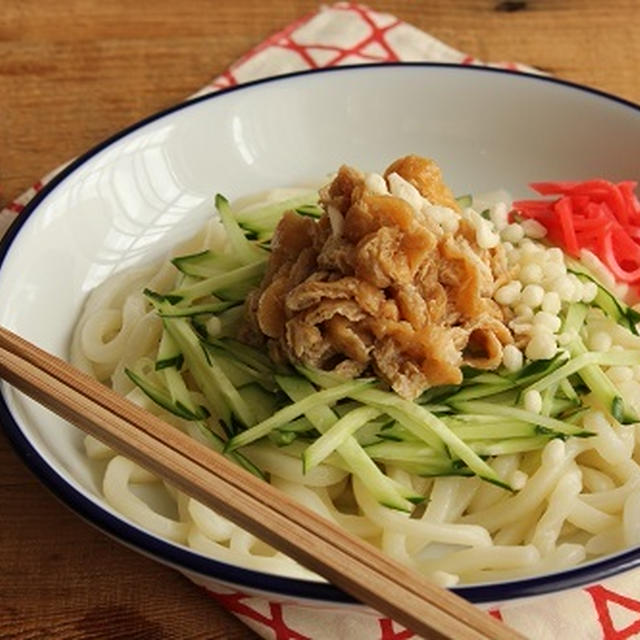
[2,64,640,602]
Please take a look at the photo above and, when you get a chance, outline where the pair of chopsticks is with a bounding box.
[0,326,523,640]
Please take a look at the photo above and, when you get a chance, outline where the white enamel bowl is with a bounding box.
[2,65,640,634]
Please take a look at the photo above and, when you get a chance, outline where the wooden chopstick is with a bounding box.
[0,326,524,640]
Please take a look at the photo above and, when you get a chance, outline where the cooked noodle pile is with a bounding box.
[71,157,640,586]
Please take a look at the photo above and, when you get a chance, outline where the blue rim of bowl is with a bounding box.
[2,62,640,605]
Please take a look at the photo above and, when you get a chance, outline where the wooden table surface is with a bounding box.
[1,1,639,638]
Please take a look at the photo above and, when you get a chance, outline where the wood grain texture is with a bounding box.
[0,445,256,639]
[1,1,639,638]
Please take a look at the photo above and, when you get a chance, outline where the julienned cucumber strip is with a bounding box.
[444,419,547,440]
[566,257,640,335]
[125,368,207,421]
[381,407,446,453]
[215,194,267,264]
[295,365,350,389]
[374,421,419,443]
[455,194,473,209]
[236,383,280,423]
[355,403,444,449]
[295,204,323,218]
[364,441,472,475]
[352,388,512,490]
[364,440,447,463]
[333,402,393,434]
[298,365,511,488]
[570,339,639,424]
[204,349,267,389]
[155,329,183,370]
[417,384,461,404]
[198,338,259,427]
[269,430,298,446]
[160,364,210,421]
[276,376,421,511]
[157,301,236,317]
[171,250,242,278]
[469,436,559,456]
[540,383,557,417]
[159,317,234,426]
[207,337,274,374]
[168,260,266,302]
[225,377,374,451]
[233,192,319,227]
[510,352,568,387]
[215,306,247,338]
[523,350,640,395]
[143,288,183,305]
[378,417,540,445]
[562,303,638,424]
[353,420,390,446]
[273,416,315,433]
[462,372,505,385]
[366,436,554,463]
[202,342,276,391]
[389,463,475,478]
[444,381,513,403]
[563,301,588,335]
[302,406,381,471]
[449,401,593,437]
[559,378,579,402]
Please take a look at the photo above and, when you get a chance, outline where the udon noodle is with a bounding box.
[71,161,640,587]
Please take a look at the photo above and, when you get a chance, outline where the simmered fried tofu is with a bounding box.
[241,156,513,399]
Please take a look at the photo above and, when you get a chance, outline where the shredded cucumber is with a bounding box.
[168,260,266,302]
[155,329,183,370]
[206,337,275,374]
[125,368,207,421]
[276,376,422,511]
[353,388,512,490]
[234,192,319,242]
[444,418,547,440]
[157,317,234,427]
[225,377,373,451]
[202,342,276,391]
[302,406,381,471]
[449,401,593,437]
[216,194,268,264]
[523,350,640,395]
[455,194,473,208]
[127,187,640,516]
[156,300,236,318]
[172,250,242,278]
[566,257,640,335]
[562,303,639,424]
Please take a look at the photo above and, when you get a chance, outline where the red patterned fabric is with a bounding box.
[4,4,640,639]
[206,591,312,640]
[586,585,640,640]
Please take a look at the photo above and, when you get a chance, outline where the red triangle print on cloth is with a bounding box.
[586,585,640,639]
[205,590,311,640]
[378,618,415,640]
